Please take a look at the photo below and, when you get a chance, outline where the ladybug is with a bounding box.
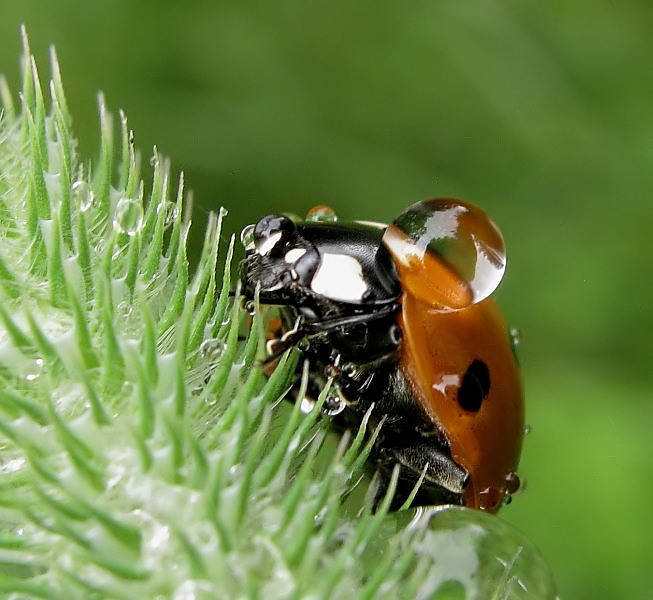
[240,198,524,512]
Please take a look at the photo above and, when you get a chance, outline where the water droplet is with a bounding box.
[72,180,94,212]
[300,396,316,414]
[240,224,255,251]
[382,198,506,311]
[157,200,179,227]
[25,357,45,381]
[505,471,521,495]
[509,328,522,347]
[323,386,347,416]
[113,197,143,236]
[199,338,226,362]
[112,244,127,261]
[305,205,338,223]
[116,300,134,318]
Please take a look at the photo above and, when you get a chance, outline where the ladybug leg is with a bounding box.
[261,304,399,364]
[302,303,399,334]
[390,443,469,497]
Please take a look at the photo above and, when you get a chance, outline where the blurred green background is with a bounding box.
[1,1,651,597]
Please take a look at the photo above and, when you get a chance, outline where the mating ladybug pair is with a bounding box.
[239,198,524,512]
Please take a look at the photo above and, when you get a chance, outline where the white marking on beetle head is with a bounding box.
[284,247,307,263]
[256,231,283,256]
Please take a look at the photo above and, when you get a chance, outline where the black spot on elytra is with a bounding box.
[457,359,490,412]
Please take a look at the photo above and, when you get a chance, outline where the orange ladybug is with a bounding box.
[240,198,524,512]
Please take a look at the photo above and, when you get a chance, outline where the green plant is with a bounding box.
[0,31,556,599]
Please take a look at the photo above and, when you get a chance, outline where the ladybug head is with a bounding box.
[240,214,321,307]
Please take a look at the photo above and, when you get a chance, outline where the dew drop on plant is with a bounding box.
[200,338,226,362]
[510,328,523,348]
[72,180,94,212]
[157,200,178,227]
[367,507,558,599]
[111,244,127,261]
[116,300,134,318]
[305,205,338,223]
[113,197,143,236]
[25,357,45,381]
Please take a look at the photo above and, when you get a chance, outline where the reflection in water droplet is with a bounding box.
[510,328,523,347]
[113,197,144,236]
[157,200,179,227]
[365,507,558,600]
[382,198,506,310]
[199,338,226,362]
[26,357,45,381]
[240,224,255,251]
[300,396,316,414]
[305,205,338,223]
[72,180,94,212]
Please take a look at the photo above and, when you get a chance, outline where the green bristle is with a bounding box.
[186,210,220,352]
[23,309,64,377]
[97,275,125,396]
[208,229,235,339]
[163,172,185,275]
[123,183,144,295]
[73,197,94,303]
[0,387,48,426]
[140,154,168,281]
[117,111,131,194]
[19,28,35,146]
[0,303,34,354]
[0,75,16,121]
[26,106,50,223]
[45,211,67,307]
[94,94,112,221]
[156,220,189,337]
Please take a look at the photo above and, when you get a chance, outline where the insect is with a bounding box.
[239,198,524,512]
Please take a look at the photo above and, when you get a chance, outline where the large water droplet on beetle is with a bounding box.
[305,205,338,223]
[382,198,506,310]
